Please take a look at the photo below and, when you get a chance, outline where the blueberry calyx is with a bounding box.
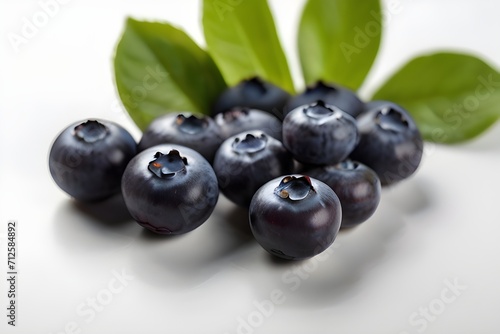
[73,120,109,143]
[222,107,250,121]
[303,100,341,121]
[376,107,409,132]
[175,114,208,135]
[148,150,188,179]
[232,133,268,154]
[305,80,337,95]
[243,77,267,96]
[274,175,315,201]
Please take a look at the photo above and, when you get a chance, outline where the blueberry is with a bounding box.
[283,100,359,165]
[307,160,381,228]
[214,107,283,141]
[213,131,293,207]
[138,113,223,163]
[49,119,137,202]
[212,77,291,119]
[350,101,423,186]
[249,175,341,260]
[285,80,364,118]
[122,144,219,235]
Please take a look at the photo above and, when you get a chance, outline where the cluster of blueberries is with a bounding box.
[49,77,423,260]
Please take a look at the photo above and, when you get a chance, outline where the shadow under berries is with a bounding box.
[127,197,256,289]
[52,196,140,255]
[71,193,134,225]
[236,177,435,309]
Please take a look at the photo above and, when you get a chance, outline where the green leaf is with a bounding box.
[372,52,500,144]
[202,0,294,93]
[298,0,382,90]
[114,18,227,130]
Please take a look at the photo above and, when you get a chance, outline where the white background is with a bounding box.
[1,0,500,333]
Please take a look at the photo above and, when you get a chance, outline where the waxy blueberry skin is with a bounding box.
[249,175,341,260]
[350,101,423,186]
[213,131,293,207]
[211,76,291,119]
[122,144,219,235]
[214,108,283,142]
[283,100,359,165]
[138,113,223,163]
[307,161,381,228]
[49,119,137,202]
[285,80,364,118]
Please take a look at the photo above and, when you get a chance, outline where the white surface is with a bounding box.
[1,0,500,333]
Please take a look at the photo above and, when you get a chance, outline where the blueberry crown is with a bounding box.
[243,76,267,96]
[274,175,315,201]
[73,120,109,143]
[303,100,342,120]
[148,150,188,179]
[232,133,268,154]
[375,107,409,132]
[175,114,208,134]
[222,107,250,121]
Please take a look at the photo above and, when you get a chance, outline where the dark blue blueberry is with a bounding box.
[213,131,293,207]
[214,107,283,142]
[249,175,341,260]
[122,144,219,235]
[285,81,364,118]
[350,101,423,186]
[49,119,137,202]
[307,160,381,228]
[283,100,359,165]
[138,113,223,163]
[211,77,290,120]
